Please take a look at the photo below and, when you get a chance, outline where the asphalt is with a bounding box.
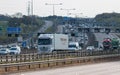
[10,61,120,75]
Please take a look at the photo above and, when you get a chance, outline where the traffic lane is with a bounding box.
[94,33,119,46]
[11,61,120,75]
[38,21,53,32]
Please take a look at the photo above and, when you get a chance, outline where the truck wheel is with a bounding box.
[52,50,57,54]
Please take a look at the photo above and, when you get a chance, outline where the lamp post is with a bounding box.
[45,3,62,32]
[45,3,62,16]
[31,0,33,15]
[68,13,87,48]
[68,13,83,18]
[68,13,82,42]
[45,3,62,52]
[68,13,83,25]
[83,16,88,49]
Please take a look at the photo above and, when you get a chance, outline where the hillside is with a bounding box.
[94,13,120,27]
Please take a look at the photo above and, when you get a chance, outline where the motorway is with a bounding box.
[10,61,120,75]
[38,21,53,33]
[94,33,120,47]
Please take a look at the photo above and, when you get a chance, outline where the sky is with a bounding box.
[0,0,120,18]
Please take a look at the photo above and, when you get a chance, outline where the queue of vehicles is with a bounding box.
[37,33,83,54]
[0,33,83,55]
[1,34,119,55]
[0,45,21,55]
[37,33,120,54]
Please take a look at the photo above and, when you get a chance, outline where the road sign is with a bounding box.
[7,27,21,34]
[17,36,23,42]
[63,17,70,21]
[22,41,27,47]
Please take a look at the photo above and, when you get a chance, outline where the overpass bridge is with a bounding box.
[78,27,120,33]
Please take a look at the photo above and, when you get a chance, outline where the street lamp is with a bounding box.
[45,3,62,51]
[68,13,83,18]
[45,3,62,33]
[82,15,88,49]
[31,0,33,15]
[68,13,83,26]
[45,3,62,16]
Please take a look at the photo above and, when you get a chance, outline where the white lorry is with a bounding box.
[37,34,68,54]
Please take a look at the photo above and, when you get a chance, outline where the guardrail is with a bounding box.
[0,50,120,64]
[0,53,120,74]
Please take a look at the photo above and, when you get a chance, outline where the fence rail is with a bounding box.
[0,53,120,74]
[0,50,120,74]
[0,50,120,64]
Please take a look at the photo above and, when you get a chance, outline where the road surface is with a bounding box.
[94,33,120,47]
[38,21,53,33]
[10,61,120,75]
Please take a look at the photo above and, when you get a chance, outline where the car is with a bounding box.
[0,48,10,55]
[68,42,82,51]
[9,46,21,55]
[86,46,95,51]
[11,45,19,47]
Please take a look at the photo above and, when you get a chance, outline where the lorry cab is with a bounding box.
[68,42,81,51]
[38,34,53,54]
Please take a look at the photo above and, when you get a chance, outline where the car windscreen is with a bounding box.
[38,38,52,45]
[0,49,6,51]
[103,42,110,45]
[10,48,17,50]
[69,45,76,48]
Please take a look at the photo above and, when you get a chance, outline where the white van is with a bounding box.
[68,42,82,51]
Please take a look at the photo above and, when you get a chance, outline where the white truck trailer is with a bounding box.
[37,34,68,54]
